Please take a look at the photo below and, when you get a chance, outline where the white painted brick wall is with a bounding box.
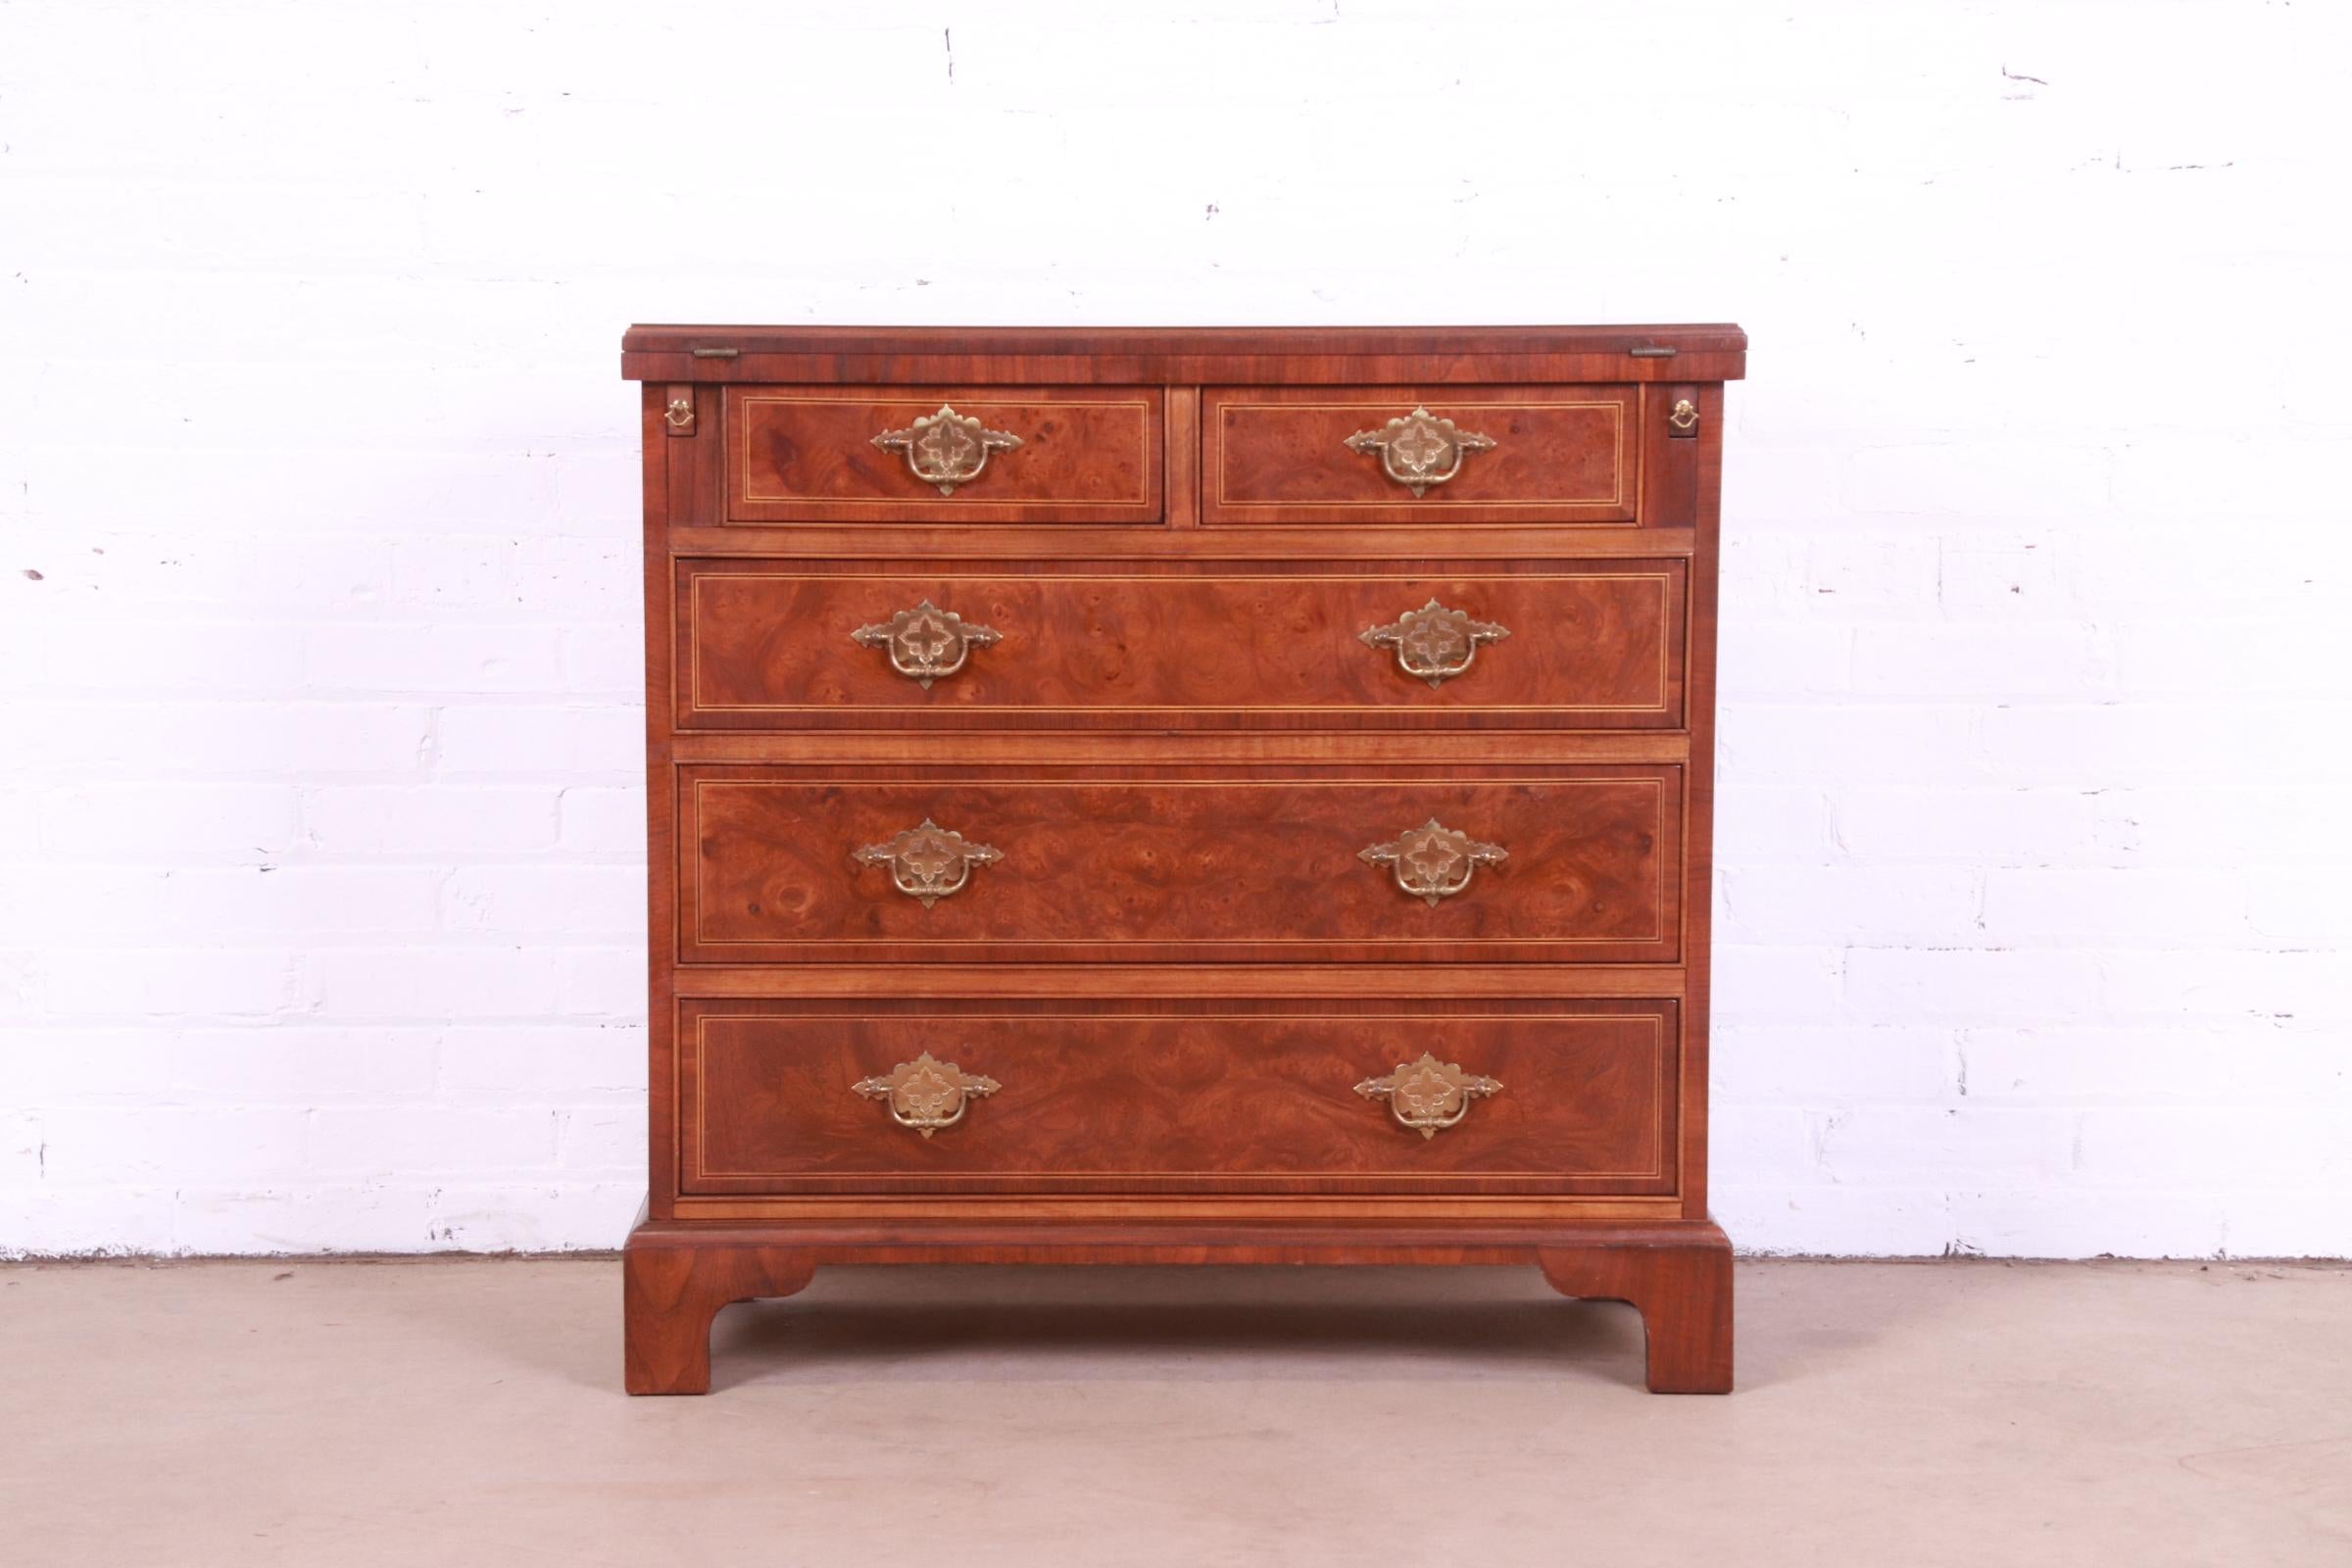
[3,0,2348,1257]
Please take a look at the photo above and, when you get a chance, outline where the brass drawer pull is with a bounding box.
[1354,1052,1502,1140]
[852,600,1003,689]
[854,818,1002,907]
[1360,598,1510,688]
[1359,818,1507,906]
[853,1051,1000,1138]
[871,405,1023,495]
[1343,405,1497,497]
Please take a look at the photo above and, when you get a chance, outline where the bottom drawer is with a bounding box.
[678,998,1679,1197]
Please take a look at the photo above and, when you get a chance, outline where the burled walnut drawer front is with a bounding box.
[674,559,1687,731]
[1202,385,1639,525]
[724,386,1162,524]
[679,998,1680,1197]
[677,764,1681,965]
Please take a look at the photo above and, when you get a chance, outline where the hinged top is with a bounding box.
[621,323,1746,385]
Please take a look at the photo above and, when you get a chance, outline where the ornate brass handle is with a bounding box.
[1360,599,1510,688]
[1668,398,1699,434]
[853,1051,1000,1138]
[871,405,1023,496]
[1359,818,1507,906]
[854,818,1002,907]
[1343,406,1497,497]
[1354,1052,1502,1139]
[852,600,1003,689]
[663,397,695,428]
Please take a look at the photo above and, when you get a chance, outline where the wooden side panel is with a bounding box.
[676,764,1682,965]
[674,559,1688,731]
[1678,382,1726,1219]
[725,386,1163,524]
[641,384,682,1218]
[1641,380,1703,529]
[680,998,1679,1196]
[1203,385,1640,525]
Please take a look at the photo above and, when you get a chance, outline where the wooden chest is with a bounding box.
[620,325,1744,1394]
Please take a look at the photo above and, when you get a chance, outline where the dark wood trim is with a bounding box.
[662,523,1696,561]
[625,350,1747,387]
[624,323,1749,356]
[665,731,1693,767]
[641,386,680,1220]
[623,323,1747,388]
[1164,385,1201,526]
[1680,382,1727,1219]
[669,963,1691,1000]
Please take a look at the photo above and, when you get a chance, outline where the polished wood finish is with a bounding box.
[667,521,1694,561]
[1203,385,1638,525]
[622,1217,1733,1395]
[673,730,1690,767]
[620,323,1749,389]
[678,763,1682,965]
[1536,1224,1735,1394]
[725,386,1162,524]
[670,961,1690,1000]
[622,323,1742,1395]
[680,998,1677,1196]
[675,558,1686,730]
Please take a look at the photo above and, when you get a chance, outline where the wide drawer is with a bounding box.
[724,385,1162,524]
[674,559,1687,730]
[678,997,1680,1196]
[1202,384,1640,525]
[677,764,1682,965]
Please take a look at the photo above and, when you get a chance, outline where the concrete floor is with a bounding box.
[1,1259,2345,1565]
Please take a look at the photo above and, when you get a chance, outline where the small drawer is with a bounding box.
[679,997,1680,1196]
[676,763,1682,966]
[1202,385,1640,525]
[724,385,1162,524]
[674,559,1688,731]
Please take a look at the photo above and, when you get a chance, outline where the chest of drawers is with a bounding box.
[619,325,1744,1394]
